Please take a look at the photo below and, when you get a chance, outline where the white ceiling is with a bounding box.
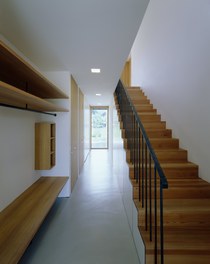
[0,0,149,105]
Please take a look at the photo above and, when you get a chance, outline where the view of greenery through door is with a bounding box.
[91,107,108,149]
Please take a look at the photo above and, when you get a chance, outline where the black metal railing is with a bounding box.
[115,80,168,264]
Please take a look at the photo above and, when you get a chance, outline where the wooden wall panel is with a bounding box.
[121,58,131,87]
[79,89,84,173]
[71,76,79,191]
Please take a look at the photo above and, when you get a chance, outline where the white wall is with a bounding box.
[113,104,144,264]
[131,0,210,182]
[0,108,41,211]
[41,71,71,196]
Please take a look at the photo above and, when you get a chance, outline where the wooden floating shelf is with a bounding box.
[0,40,69,99]
[0,81,69,112]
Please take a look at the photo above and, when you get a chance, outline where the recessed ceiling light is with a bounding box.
[91,68,101,73]
[96,93,101,96]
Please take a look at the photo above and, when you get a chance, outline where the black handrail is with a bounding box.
[115,80,168,264]
[121,82,168,188]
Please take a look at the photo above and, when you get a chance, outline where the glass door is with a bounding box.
[91,107,109,149]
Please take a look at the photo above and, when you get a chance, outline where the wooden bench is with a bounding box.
[0,176,68,264]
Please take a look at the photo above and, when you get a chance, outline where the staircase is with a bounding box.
[114,82,210,263]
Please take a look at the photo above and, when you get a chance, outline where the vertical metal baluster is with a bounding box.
[142,135,144,208]
[139,128,141,201]
[136,122,139,183]
[154,166,157,264]
[145,143,148,231]
[130,113,134,164]
[149,153,152,242]
[160,182,164,264]
[134,117,136,180]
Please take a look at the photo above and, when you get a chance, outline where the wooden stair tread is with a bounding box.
[127,86,142,90]
[129,161,198,169]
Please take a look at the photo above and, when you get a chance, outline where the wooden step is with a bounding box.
[128,93,148,99]
[141,129,172,138]
[119,120,167,130]
[127,86,143,91]
[126,148,188,163]
[136,199,210,228]
[138,108,157,113]
[155,149,188,162]
[143,121,166,129]
[119,112,161,122]
[150,138,179,149]
[122,129,172,138]
[134,105,156,112]
[139,113,161,122]
[142,227,210,264]
[132,179,210,200]
[132,98,150,104]
[162,162,198,179]
[129,162,198,179]
[129,94,148,100]
[124,138,179,150]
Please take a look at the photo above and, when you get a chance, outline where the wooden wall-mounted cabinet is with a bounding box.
[35,122,56,170]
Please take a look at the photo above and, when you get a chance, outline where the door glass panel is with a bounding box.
[91,108,108,149]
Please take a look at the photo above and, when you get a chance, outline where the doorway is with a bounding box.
[91,106,109,149]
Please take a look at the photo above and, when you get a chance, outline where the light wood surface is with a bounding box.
[79,89,84,173]
[0,81,68,112]
[0,176,68,264]
[35,123,56,170]
[116,86,210,263]
[121,58,131,87]
[71,76,79,191]
[0,40,68,99]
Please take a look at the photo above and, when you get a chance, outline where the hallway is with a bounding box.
[20,150,140,264]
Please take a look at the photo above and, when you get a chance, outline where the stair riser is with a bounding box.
[144,122,166,129]
[138,209,210,228]
[119,114,161,123]
[146,130,172,138]
[156,151,188,163]
[117,106,156,113]
[133,186,210,199]
[122,129,172,139]
[127,89,144,95]
[132,99,150,104]
[163,167,198,179]
[124,139,179,150]
[134,105,155,111]
[146,254,210,264]
[126,151,188,164]
[151,140,179,149]
[137,108,157,113]
[121,122,166,130]
[129,167,198,179]
[129,94,148,100]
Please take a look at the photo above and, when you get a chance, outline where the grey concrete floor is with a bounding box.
[20,150,139,264]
